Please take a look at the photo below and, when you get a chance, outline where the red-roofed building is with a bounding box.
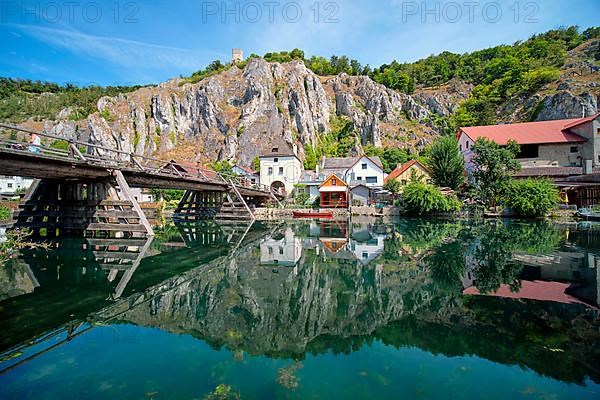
[458,113,600,174]
[384,159,432,189]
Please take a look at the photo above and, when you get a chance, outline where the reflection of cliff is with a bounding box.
[120,244,437,358]
[0,260,39,301]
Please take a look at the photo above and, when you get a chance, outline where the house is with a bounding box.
[119,187,155,203]
[350,184,370,206]
[160,160,220,180]
[318,174,348,208]
[259,147,304,196]
[457,113,600,174]
[384,160,431,189]
[296,170,323,202]
[320,155,385,188]
[232,164,259,185]
[0,176,34,197]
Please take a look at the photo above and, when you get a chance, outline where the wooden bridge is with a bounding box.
[0,124,282,238]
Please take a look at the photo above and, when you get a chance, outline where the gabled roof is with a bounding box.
[562,112,600,129]
[319,173,348,192]
[235,164,257,175]
[385,159,430,183]
[458,118,589,145]
[322,155,384,171]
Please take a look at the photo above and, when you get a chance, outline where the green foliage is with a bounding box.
[503,178,559,218]
[252,156,260,172]
[294,192,310,206]
[183,60,228,85]
[380,147,410,173]
[236,125,245,137]
[100,109,114,122]
[383,179,402,196]
[303,115,356,169]
[1,228,49,266]
[149,189,184,202]
[49,140,69,151]
[209,160,234,175]
[471,138,521,207]
[0,78,144,123]
[429,136,464,190]
[402,182,462,215]
[0,206,10,221]
[203,384,240,400]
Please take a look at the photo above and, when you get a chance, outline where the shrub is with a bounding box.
[402,182,462,215]
[0,206,10,221]
[503,178,558,218]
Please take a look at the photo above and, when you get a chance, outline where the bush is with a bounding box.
[503,178,558,217]
[0,206,10,221]
[402,182,462,215]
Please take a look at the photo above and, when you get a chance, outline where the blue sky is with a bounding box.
[1,0,598,86]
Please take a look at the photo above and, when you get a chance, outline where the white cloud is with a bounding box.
[9,24,224,72]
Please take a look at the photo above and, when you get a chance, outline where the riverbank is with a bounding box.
[253,206,403,220]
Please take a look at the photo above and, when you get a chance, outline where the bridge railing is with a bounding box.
[0,123,282,196]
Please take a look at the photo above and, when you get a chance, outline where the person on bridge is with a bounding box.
[28,132,41,154]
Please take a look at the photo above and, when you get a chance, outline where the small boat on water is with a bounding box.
[576,208,600,221]
[292,210,333,219]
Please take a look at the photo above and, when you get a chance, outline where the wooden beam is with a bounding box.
[114,170,154,237]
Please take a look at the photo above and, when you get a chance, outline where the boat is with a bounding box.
[576,208,600,221]
[292,210,333,219]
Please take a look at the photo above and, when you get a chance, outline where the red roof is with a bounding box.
[562,112,600,129]
[463,280,597,309]
[458,118,590,145]
[385,159,430,184]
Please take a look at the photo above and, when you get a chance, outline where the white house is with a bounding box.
[0,176,34,196]
[320,155,386,188]
[259,147,303,196]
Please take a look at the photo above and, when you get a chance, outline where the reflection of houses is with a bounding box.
[319,174,348,208]
[385,160,431,190]
[260,227,302,267]
[259,147,303,196]
[0,175,33,197]
[349,223,386,265]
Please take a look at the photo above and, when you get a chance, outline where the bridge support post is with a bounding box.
[174,190,225,221]
[13,173,154,238]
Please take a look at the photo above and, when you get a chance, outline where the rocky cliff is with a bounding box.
[38,39,599,166]
[43,59,471,166]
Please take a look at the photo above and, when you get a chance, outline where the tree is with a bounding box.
[380,147,409,173]
[383,179,402,202]
[209,160,234,175]
[471,138,521,208]
[252,156,260,172]
[503,178,559,217]
[428,136,465,190]
[402,182,462,215]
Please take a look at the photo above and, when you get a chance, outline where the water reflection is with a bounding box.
[1,218,599,393]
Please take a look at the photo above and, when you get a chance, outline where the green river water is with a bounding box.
[0,218,599,399]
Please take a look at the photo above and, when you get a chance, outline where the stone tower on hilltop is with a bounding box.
[232,49,244,64]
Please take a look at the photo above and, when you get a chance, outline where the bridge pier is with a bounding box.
[14,172,154,238]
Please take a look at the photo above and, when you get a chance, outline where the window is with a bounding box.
[332,178,337,186]
[279,167,284,174]
[516,144,539,159]
[466,141,469,149]
[268,246,273,254]
[361,163,367,170]
[401,180,407,185]
[459,144,462,151]
[366,177,377,184]
[362,252,369,259]
[7,183,12,188]
[274,157,278,163]
[570,146,579,153]
[279,247,284,255]
[268,167,273,175]
[356,177,362,180]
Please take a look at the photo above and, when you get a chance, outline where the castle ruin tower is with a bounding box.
[232,48,244,64]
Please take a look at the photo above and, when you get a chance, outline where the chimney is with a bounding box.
[316,164,320,174]
[397,162,403,169]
